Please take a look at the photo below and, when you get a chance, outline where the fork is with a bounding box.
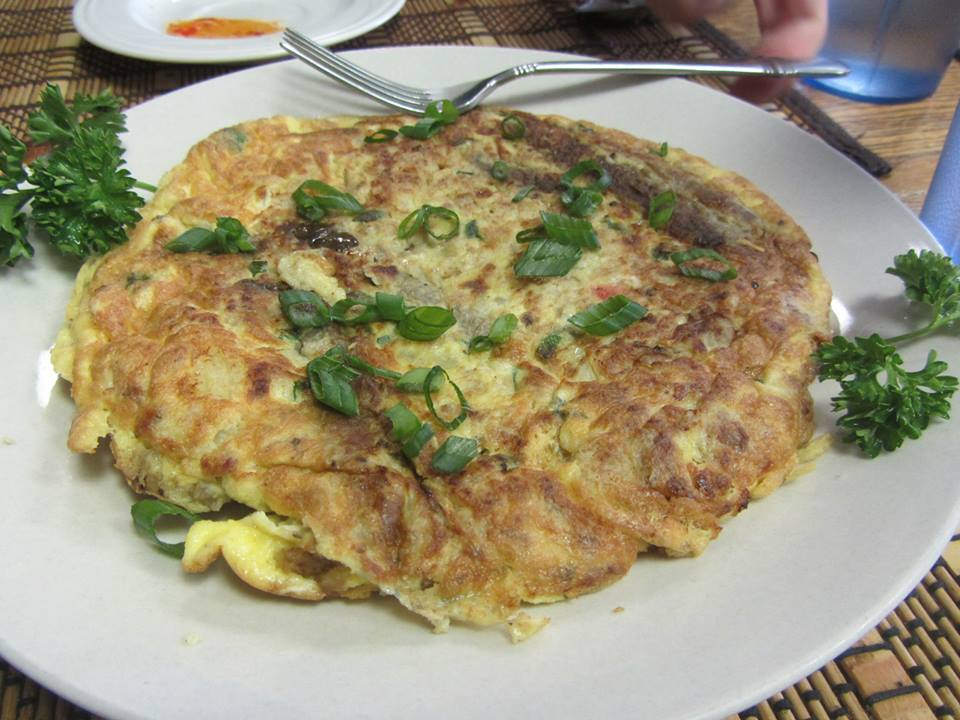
[280,28,847,114]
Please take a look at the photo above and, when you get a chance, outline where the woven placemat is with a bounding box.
[1,1,954,719]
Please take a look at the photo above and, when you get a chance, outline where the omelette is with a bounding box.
[52,108,832,636]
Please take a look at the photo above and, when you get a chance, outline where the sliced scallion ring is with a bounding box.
[279,289,330,328]
[516,225,546,244]
[424,365,469,430]
[431,436,479,474]
[386,403,421,440]
[567,294,648,336]
[375,292,407,322]
[560,159,611,193]
[562,188,604,218]
[402,422,435,459]
[330,296,381,325]
[648,190,676,230]
[670,247,738,282]
[385,403,435,459]
[423,206,460,240]
[468,313,518,353]
[500,114,526,140]
[398,205,459,241]
[397,306,457,341]
[131,498,199,559]
[490,160,510,181]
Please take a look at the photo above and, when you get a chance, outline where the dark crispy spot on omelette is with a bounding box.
[247,361,272,398]
[291,221,360,252]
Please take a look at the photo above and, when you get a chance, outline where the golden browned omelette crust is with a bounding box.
[53,108,831,631]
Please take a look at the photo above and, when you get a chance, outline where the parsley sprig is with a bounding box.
[0,84,155,267]
[815,250,960,457]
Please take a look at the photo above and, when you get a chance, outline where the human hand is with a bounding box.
[645,0,828,102]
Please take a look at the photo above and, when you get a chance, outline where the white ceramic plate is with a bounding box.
[2,47,958,720]
[72,0,406,63]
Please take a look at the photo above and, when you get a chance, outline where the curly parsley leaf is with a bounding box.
[0,126,27,190]
[885,249,960,343]
[28,84,126,147]
[0,192,33,266]
[815,334,958,457]
[29,126,146,257]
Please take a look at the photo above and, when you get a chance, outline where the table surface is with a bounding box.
[712,0,960,215]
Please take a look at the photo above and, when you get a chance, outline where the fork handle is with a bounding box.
[516,58,848,79]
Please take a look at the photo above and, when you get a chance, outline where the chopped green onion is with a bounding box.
[340,352,402,381]
[397,306,457,341]
[512,184,534,203]
[364,129,398,143]
[306,348,361,416]
[330,296,381,325]
[398,204,460,241]
[166,217,254,254]
[468,313,518,353]
[292,180,365,221]
[671,247,737,282]
[568,294,647,336]
[396,366,443,392]
[490,160,510,181]
[514,239,582,278]
[385,403,435,459]
[386,403,421,440]
[563,189,604,218]
[398,206,427,239]
[431,436,479,474]
[424,365,469,430]
[501,114,526,140]
[559,160,610,219]
[399,100,459,140]
[541,211,599,249]
[249,260,268,277]
[465,219,482,239]
[654,141,669,158]
[131,498,198,559]
[424,206,459,240]
[648,190,676,230]
[279,289,331,328]
[375,292,407,322]
[560,159,611,193]
[516,225,545,243]
[402,422,435,459]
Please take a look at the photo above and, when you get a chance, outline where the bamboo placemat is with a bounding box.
[1,1,957,718]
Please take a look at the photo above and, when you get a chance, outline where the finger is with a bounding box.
[731,0,827,102]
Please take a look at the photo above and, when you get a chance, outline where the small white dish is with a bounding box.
[72,0,407,63]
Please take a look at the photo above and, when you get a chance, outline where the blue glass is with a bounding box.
[807,0,960,104]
